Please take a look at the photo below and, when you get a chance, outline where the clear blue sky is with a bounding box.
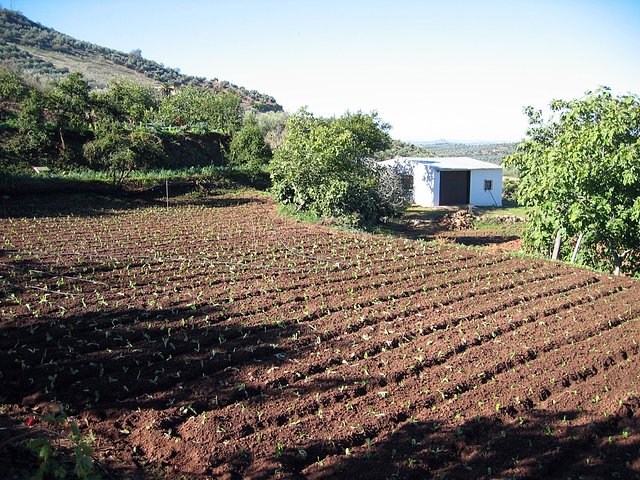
[6,0,640,142]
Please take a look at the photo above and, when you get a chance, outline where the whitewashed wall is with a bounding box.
[469,169,503,206]
[412,165,503,207]
[412,163,438,207]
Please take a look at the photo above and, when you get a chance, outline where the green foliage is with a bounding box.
[13,90,52,161]
[44,72,94,167]
[93,77,159,125]
[505,87,640,275]
[333,111,392,156]
[48,72,92,133]
[0,66,28,101]
[0,9,284,176]
[154,87,242,135]
[0,67,237,175]
[270,109,394,227]
[227,116,272,170]
[501,178,519,204]
[83,119,163,186]
[24,407,99,480]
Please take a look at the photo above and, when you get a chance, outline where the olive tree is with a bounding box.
[505,87,640,275]
[48,72,92,137]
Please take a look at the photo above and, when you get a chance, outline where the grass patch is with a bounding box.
[276,202,324,224]
[0,165,270,195]
[475,204,527,218]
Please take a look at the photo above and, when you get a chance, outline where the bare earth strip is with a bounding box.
[1,193,638,479]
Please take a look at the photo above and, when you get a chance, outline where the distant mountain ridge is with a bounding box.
[413,139,518,146]
[0,8,282,112]
[411,141,517,165]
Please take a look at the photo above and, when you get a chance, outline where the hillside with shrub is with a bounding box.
[0,8,281,112]
[0,65,285,191]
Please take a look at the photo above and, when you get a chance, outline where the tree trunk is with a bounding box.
[614,249,631,276]
[58,129,66,154]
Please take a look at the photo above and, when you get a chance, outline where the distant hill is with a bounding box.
[412,142,517,165]
[0,8,282,112]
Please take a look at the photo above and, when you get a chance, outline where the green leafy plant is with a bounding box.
[505,87,640,275]
[270,109,394,227]
[20,407,100,480]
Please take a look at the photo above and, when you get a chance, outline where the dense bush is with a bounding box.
[83,119,164,186]
[270,109,399,227]
[227,116,272,172]
[501,178,519,204]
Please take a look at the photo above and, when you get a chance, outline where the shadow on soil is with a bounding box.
[383,218,522,250]
[0,191,268,219]
[1,252,639,479]
[289,407,639,480]
[436,234,521,247]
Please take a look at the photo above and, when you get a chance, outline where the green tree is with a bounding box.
[47,72,92,156]
[505,87,640,275]
[0,66,28,102]
[94,78,159,125]
[155,87,242,135]
[13,90,51,162]
[227,116,272,170]
[270,109,393,226]
[83,119,163,186]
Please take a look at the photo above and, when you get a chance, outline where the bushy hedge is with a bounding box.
[270,109,403,227]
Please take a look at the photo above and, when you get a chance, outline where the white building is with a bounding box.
[379,157,503,207]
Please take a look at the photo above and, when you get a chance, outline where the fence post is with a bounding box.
[551,230,562,260]
[571,233,584,263]
[165,180,169,210]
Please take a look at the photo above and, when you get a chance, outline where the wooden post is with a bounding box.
[551,230,562,260]
[165,180,169,210]
[571,233,584,263]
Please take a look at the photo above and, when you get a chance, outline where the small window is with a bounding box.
[484,179,493,191]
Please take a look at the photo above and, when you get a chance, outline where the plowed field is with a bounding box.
[1,193,638,479]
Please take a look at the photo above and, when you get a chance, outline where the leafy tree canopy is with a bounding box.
[227,116,272,170]
[93,78,159,125]
[505,87,640,275]
[0,66,29,102]
[48,72,92,133]
[154,86,242,136]
[83,118,163,186]
[270,109,395,226]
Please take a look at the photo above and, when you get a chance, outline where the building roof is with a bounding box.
[380,156,502,171]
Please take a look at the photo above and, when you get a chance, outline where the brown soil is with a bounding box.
[0,193,638,479]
